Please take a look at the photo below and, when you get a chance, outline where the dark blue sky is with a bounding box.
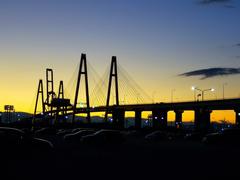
[0,0,240,111]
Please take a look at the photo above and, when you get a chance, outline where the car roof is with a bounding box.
[0,127,25,134]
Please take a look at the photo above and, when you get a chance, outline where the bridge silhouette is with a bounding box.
[33,53,240,131]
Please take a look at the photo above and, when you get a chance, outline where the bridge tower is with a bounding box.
[105,56,124,128]
[106,56,119,108]
[72,53,91,123]
[33,79,45,124]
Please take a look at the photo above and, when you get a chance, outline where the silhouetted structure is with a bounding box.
[46,68,55,109]
[33,70,71,126]
[106,56,119,108]
[32,53,240,131]
[57,80,66,116]
[4,105,15,123]
[104,56,125,128]
[33,79,45,124]
[72,53,90,123]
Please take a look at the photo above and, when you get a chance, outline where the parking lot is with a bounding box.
[1,127,240,179]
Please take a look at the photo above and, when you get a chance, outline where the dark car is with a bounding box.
[202,128,240,146]
[56,129,73,137]
[0,127,53,151]
[144,131,170,142]
[184,132,205,142]
[26,137,53,150]
[80,129,125,144]
[64,129,96,142]
[34,127,57,136]
[0,127,25,147]
[71,128,84,133]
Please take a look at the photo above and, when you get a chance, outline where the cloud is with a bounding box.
[198,0,231,4]
[224,4,235,8]
[198,0,235,7]
[234,43,240,47]
[179,67,240,79]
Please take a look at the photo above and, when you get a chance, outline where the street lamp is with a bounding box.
[191,86,196,101]
[197,93,201,101]
[191,86,215,101]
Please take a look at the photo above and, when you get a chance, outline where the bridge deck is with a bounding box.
[44,98,240,115]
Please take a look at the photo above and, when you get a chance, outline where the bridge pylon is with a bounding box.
[105,56,120,122]
[72,53,91,123]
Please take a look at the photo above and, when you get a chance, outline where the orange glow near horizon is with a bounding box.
[211,110,235,124]
[0,92,236,124]
[0,56,238,125]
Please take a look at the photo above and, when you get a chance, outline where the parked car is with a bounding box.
[144,131,170,142]
[71,128,84,133]
[184,132,205,142]
[202,128,240,146]
[56,129,73,137]
[0,127,53,150]
[80,129,125,144]
[34,127,57,136]
[64,129,96,142]
[0,127,25,147]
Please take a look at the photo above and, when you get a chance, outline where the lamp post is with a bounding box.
[191,86,215,101]
[191,86,196,101]
[197,93,201,101]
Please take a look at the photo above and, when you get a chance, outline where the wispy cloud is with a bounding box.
[198,0,231,4]
[179,67,240,79]
[197,0,235,8]
[234,43,240,47]
[224,4,235,8]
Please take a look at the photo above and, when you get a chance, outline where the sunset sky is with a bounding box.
[0,0,240,122]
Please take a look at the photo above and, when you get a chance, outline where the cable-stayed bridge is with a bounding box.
[33,54,240,131]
